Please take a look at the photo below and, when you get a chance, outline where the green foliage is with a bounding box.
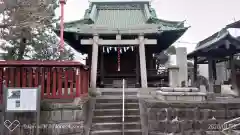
[166,46,176,55]
[0,0,74,60]
[154,45,176,69]
[30,30,74,60]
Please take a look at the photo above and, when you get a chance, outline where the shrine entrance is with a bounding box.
[97,46,140,88]
[58,1,188,89]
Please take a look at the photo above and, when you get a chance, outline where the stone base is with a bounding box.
[154,87,206,102]
[156,94,206,102]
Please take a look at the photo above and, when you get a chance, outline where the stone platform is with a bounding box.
[153,87,207,102]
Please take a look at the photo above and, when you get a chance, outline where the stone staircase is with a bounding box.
[90,88,142,135]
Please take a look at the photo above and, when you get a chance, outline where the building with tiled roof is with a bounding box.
[55,0,188,88]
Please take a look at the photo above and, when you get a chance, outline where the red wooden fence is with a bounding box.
[0,60,89,103]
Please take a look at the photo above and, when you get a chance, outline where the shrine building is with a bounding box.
[56,0,188,88]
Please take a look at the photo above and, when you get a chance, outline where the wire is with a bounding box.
[176,41,198,44]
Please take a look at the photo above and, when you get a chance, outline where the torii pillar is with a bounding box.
[90,34,99,88]
[139,34,148,88]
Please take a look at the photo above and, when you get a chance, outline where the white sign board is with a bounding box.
[6,88,38,111]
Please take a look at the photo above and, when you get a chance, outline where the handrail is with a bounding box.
[122,79,125,135]
[221,117,240,135]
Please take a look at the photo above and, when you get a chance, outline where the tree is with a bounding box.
[154,45,176,71]
[30,29,74,60]
[166,46,176,55]
[0,0,74,60]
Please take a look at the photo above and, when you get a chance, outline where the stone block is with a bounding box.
[50,111,62,121]
[148,108,158,120]
[169,121,181,133]
[164,121,173,133]
[174,87,199,92]
[185,109,195,120]
[166,95,177,100]
[148,121,167,132]
[167,108,177,120]
[180,120,193,131]
[161,87,174,92]
[189,131,207,135]
[200,109,213,120]
[41,111,51,123]
[182,130,196,135]
[206,131,222,135]
[192,120,201,130]
[73,110,83,121]
[62,110,74,121]
[193,108,201,120]
[157,109,167,120]
[212,109,225,119]
[194,96,205,101]
[226,109,238,119]
[149,132,166,135]
[176,109,187,120]
[177,95,194,101]
[200,85,207,93]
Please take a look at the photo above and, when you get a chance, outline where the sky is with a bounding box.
[55,0,240,53]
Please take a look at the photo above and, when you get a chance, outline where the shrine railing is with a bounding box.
[0,60,89,103]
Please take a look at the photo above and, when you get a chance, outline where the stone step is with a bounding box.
[90,129,142,135]
[94,108,140,116]
[92,115,140,123]
[101,91,138,96]
[97,88,139,92]
[96,97,139,103]
[91,122,141,131]
[95,103,139,109]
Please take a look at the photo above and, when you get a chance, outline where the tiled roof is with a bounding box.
[61,1,187,34]
[188,28,240,58]
[95,9,146,28]
[227,20,240,28]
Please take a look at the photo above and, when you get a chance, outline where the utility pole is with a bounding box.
[59,0,66,60]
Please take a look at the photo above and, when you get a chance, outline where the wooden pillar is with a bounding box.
[90,34,99,88]
[193,56,198,85]
[149,53,153,69]
[135,46,140,87]
[230,55,237,91]
[88,47,92,71]
[208,58,214,93]
[139,34,148,88]
[100,46,104,87]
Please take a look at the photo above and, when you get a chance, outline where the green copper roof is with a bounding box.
[95,9,145,28]
[60,1,187,34]
[55,1,188,53]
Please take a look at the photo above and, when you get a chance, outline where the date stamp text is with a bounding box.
[208,123,237,130]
